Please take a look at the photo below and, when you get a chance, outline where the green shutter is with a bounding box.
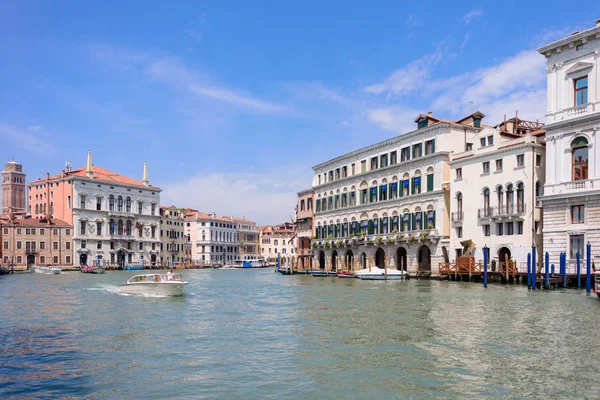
[427,174,434,192]
[399,181,404,197]
[431,139,435,153]
[411,178,415,195]
[432,210,436,228]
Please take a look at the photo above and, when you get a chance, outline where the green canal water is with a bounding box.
[1,269,599,399]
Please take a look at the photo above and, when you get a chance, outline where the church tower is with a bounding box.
[1,159,26,215]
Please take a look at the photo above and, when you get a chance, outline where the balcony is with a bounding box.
[106,210,136,219]
[547,101,598,123]
[311,230,440,250]
[544,178,599,197]
[478,205,526,219]
[451,212,463,222]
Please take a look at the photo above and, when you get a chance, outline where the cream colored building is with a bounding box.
[160,205,186,267]
[260,223,295,263]
[449,116,545,268]
[538,19,600,263]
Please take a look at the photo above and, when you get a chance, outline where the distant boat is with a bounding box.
[35,266,62,275]
[119,273,188,296]
[336,270,354,278]
[309,270,337,277]
[356,267,406,280]
[124,265,144,271]
[80,265,105,274]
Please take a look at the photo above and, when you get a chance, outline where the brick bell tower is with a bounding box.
[1,158,26,215]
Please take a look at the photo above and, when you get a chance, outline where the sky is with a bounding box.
[1,1,599,224]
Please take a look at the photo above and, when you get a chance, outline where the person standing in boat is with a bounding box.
[166,269,174,281]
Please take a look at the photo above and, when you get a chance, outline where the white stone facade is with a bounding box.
[72,178,161,267]
[310,114,483,275]
[186,213,239,266]
[538,19,600,263]
[449,126,545,268]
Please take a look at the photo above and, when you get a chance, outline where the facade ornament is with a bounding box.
[546,62,564,74]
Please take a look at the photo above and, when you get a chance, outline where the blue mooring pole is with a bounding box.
[586,242,591,294]
[576,252,581,289]
[527,253,531,288]
[277,252,281,272]
[483,245,488,288]
[532,245,537,291]
[551,264,555,277]
[545,252,550,289]
[561,253,567,288]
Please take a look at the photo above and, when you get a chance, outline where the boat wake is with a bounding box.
[86,284,172,298]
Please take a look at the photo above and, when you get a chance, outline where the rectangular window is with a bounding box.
[80,195,86,209]
[517,221,523,235]
[53,241,58,250]
[40,241,46,250]
[40,256,45,264]
[97,241,102,250]
[426,174,434,192]
[3,241,8,250]
[496,159,503,171]
[516,154,525,167]
[96,197,102,211]
[66,256,71,264]
[329,171,334,181]
[151,204,156,216]
[456,168,462,179]
[506,222,514,235]
[370,157,378,170]
[342,166,347,178]
[412,143,422,158]
[569,235,585,259]
[482,162,490,174]
[54,256,59,264]
[571,205,585,224]
[81,240,86,249]
[425,139,435,155]
[480,137,486,147]
[66,228,71,236]
[401,147,410,162]
[318,175,321,185]
[68,196,71,209]
[484,225,490,237]
[536,154,542,167]
[574,76,588,106]
[390,151,397,165]
[380,154,388,168]
[151,226,156,238]
[457,226,463,238]
[496,223,503,236]
[335,168,340,180]
[80,221,86,235]
[66,241,71,250]
[466,143,473,151]
[361,160,366,173]
[351,163,356,175]
[488,135,494,145]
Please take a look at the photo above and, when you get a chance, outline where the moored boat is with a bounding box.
[35,266,62,274]
[336,270,354,278]
[119,273,188,296]
[592,273,600,299]
[309,270,337,277]
[356,267,406,280]
[80,265,106,274]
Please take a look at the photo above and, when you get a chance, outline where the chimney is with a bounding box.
[195,212,198,220]
[86,150,93,179]
[142,162,149,187]
[427,111,433,117]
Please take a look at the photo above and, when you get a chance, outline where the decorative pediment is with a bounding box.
[565,62,593,75]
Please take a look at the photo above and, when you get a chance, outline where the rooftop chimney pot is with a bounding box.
[427,111,433,117]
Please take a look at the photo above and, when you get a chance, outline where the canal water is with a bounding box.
[1,269,599,399]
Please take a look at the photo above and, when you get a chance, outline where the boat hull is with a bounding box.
[336,272,354,278]
[35,267,61,274]
[119,282,188,296]
[309,271,337,277]
[359,274,404,280]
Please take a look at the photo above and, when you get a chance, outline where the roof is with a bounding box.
[183,212,241,223]
[537,21,600,54]
[29,165,160,189]
[0,217,71,227]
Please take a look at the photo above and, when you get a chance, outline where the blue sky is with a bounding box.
[0,1,598,224]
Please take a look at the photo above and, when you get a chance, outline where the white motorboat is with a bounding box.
[356,267,406,280]
[119,273,189,296]
[35,266,62,274]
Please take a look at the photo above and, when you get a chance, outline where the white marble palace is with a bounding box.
[538,19,600,263]
[311,112,484,274]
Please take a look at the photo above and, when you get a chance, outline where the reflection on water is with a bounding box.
[1,270,599,399]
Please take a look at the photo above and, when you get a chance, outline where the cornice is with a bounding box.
[313,152,449,192]
[312,123,476,171]
[537,25,600,55]
[72,176,162,193]
[450,142,544,165]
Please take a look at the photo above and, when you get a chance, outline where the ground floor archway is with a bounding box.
[117,250,126,267]
[418,245,431,272]
[345,250,354,271]
[396,247,407,271]
[319,251,325,270]
[498,247,511,264]
[375,248,385,268]
[79,253,88,266]
[360,252,367,269]
[331,250,338,271]
[27,254,35,268]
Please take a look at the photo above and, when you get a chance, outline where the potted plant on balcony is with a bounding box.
[375,236,383,246]
[395,233,404,241]
[386,237,394,244]
[419,231,429,241]
[408,234,416,243]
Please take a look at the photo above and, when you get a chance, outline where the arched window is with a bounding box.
[517,183,525,212]
[126,220,132,235]
[126,197,131,213]
[117,220,123,235]
[117,196,123,212]
[506,184,514,213]
[483,188,490,215]
[571,137,588,181]
[109,195,115,211]
[109,219,115,234]
[202,231,206,241]
[496,186,503,213]
[457,193,463,213]
[35,204,39,214]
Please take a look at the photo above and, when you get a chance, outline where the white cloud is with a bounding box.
[462,8,483,24]
[159,170,310,225]
[364,44,448,96]
[366,107,421,133]
[0,123,57,154]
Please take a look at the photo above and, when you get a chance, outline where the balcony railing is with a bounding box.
[547,101,598,123]
[451,211,463,221]
[545,178,598,196]
[478,204,526,219]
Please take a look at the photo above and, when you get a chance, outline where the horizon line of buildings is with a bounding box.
[293,18,600,274]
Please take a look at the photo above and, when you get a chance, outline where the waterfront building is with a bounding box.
[27,152,162,267]
[185,212,239,266]
[0,214,73,270]
[449,115,546,267]
[295,188,314,270]
[1,159,26,216]
[229,215,261,262]
[160,205,186,267]
[537,19,600,263]
[311,112,484,275]
[259,223,295,262]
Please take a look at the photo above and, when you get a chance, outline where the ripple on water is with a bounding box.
[1,271,600,399]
